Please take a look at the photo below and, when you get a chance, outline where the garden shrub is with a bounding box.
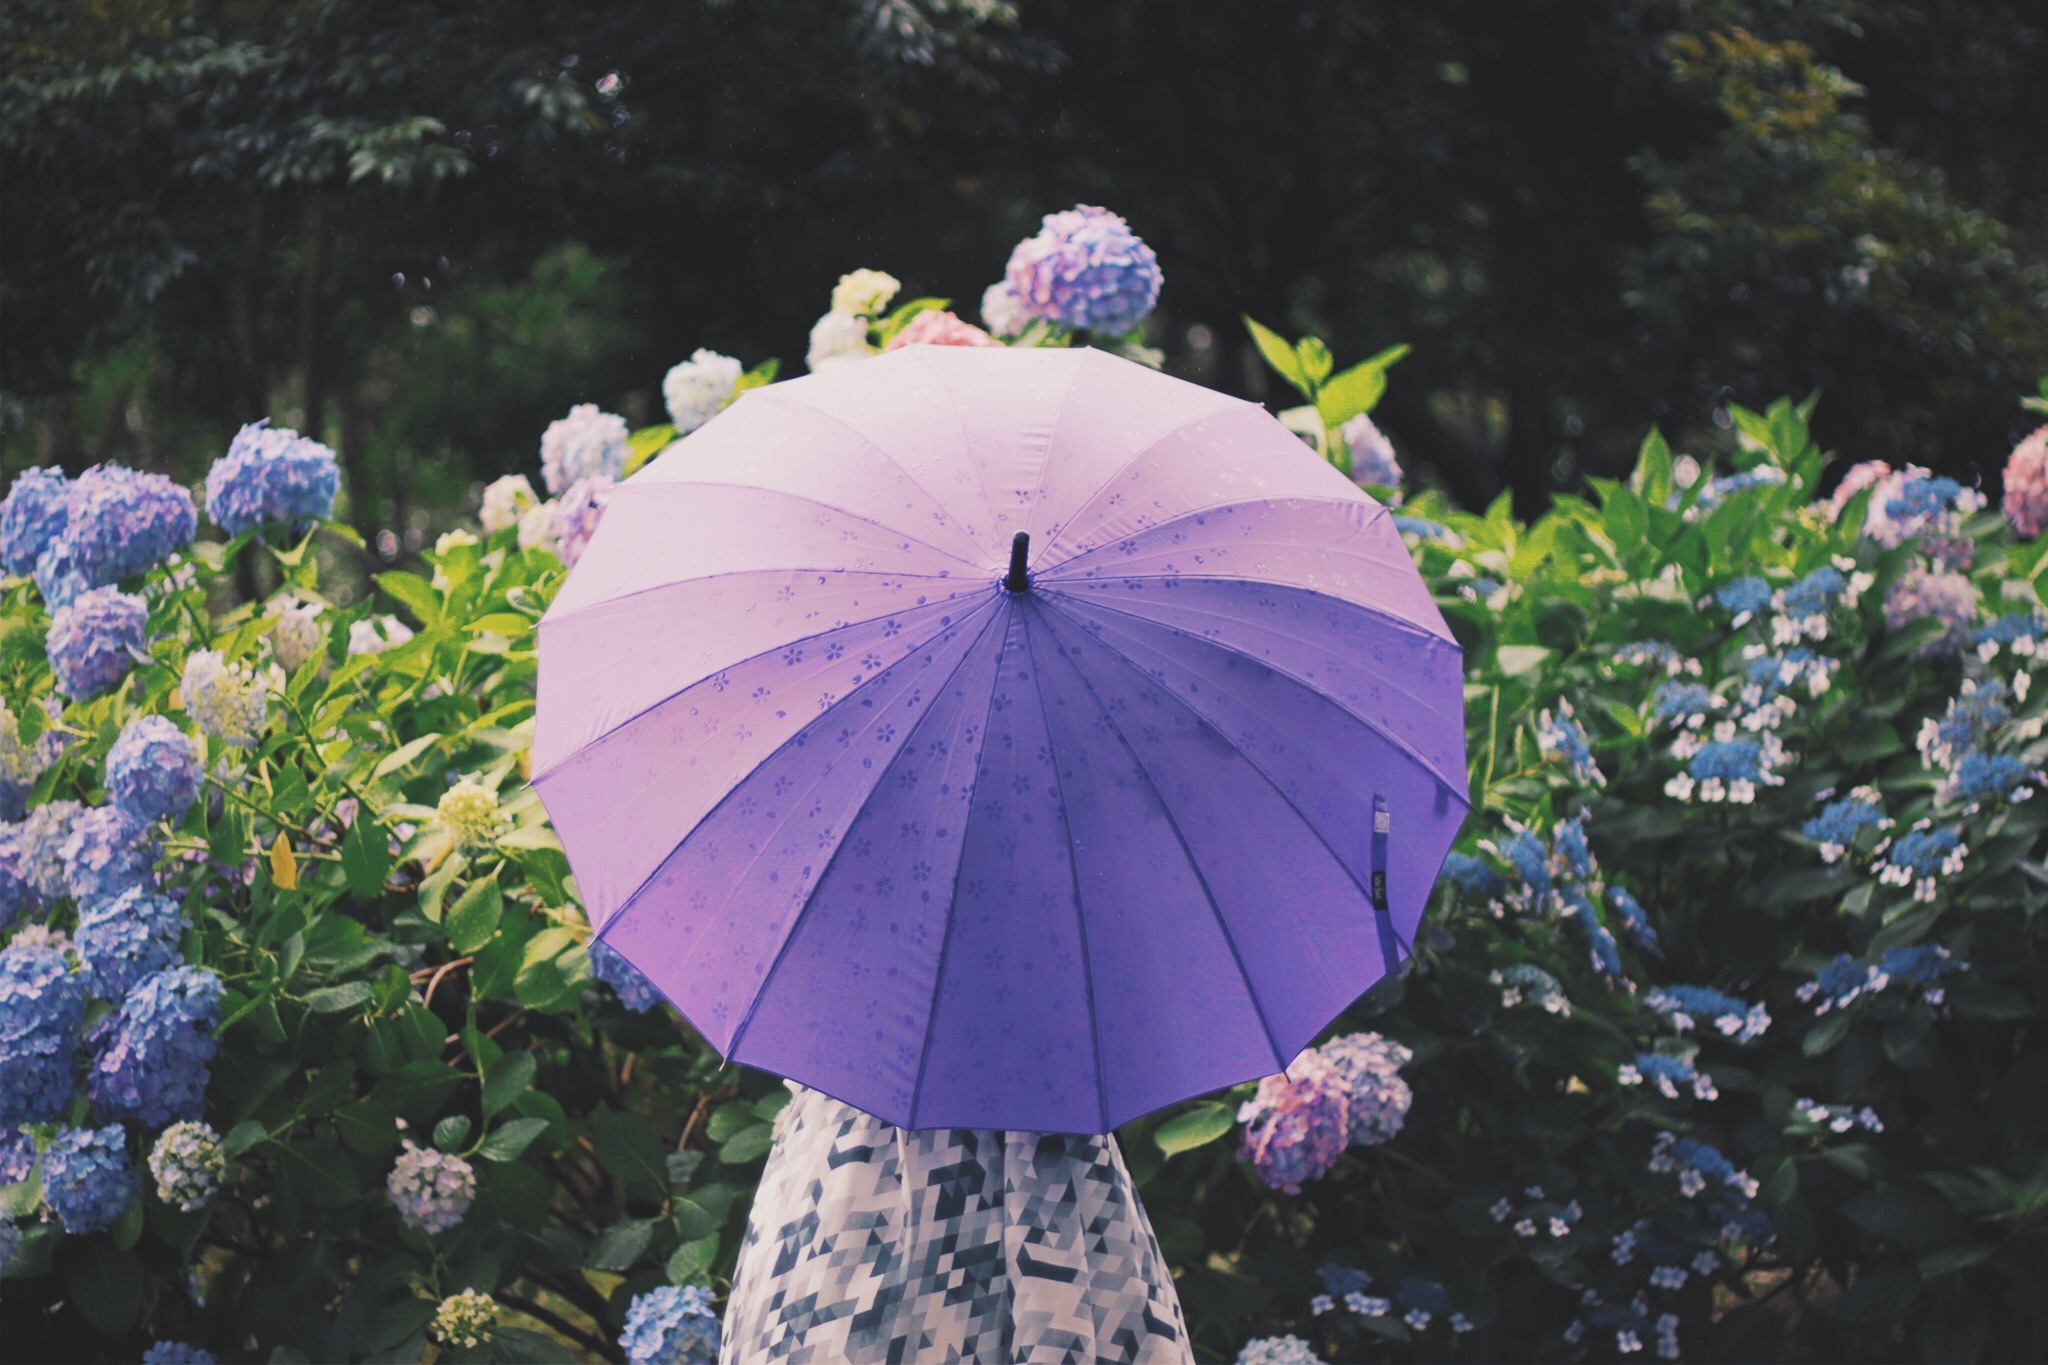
[2,223,2045,1365]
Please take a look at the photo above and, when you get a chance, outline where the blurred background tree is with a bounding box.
[3,0,2043,531]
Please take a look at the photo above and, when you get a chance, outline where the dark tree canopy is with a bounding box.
[2,0,2042,527]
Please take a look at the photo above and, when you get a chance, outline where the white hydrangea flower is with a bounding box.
[265,596,326,673]
[480,474,537,534]
[807,312,874,373]
[831,268,900,318]
[538,403,629,496]
[981,280,1031,338]
[663,349,744,434]
[436,777,501,846]
[348,615,415,657]
[517,499,562,556]
[181,650,269,748]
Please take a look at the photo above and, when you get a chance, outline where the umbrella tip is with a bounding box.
[1003,531,1031,593]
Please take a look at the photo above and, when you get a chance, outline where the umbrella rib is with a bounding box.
[1026,599,1289,1077]
[531,591,995,787]
[1043,570,1454,655]
[718,604,1009,1064]
[904,608,1013,1130]
[540,565,977,633]
[1033,492,1391,580]
[1037,585,1468,796]
[1004,347,1090,549]
[900,346,1017,562]
[749,387,998,565]
[577,600,999,948]
[1019,611,1114,1135]
[1033,592,1469,941]
[622,473,987,574]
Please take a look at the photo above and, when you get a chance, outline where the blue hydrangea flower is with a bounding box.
[30,466,195,606]
[386,1139,476,1234]
[1801,787,1890,862]
[46,586,148,700]
[1876,826,1967,901]
[1003,205,1162,335]
[61,805,157,904]
[75,887,184,998]
[1918,681,2011,768]
[1878,943,1963,991]
[1537,701,1603,785]
[106,715,202,823]
[1798,954,1883,1013]
[41,1125,136,1234]
[1777,566,1847,620]
[1645,984,1769,1041]
[619,1283,722,1364]
[1683,466,1786,516]
[1491,826,1551,906]
[1620,1052,1716,1101]
[1568,896,1627,982]
[1648,1131,1759,1200]
[589,940,661,1012]
[1972,612,2044,657]
[1885,474,1969,523]
[1551,814,1595,879]
[1318,1264,1373,1298]
[1713,577,1774,619]
[1608,887,1660,956]
[1651,682,1715,727]
[205,421,341,535]
[1341,414,1403,488]
[16,799,80,901]
[1666,733,1788,804]
[86,964,223,1126]
[1394,1279,1453,1320]
[1393,515,1458,544]
[1939,752,2038,808]
[1236,1050,1351,1193]
[140,1343,218,1364]
[0,942,86,1125]
[0,822,37,930]
[539,404,631,497]
[0,467,71,575]
[1441,852,1506,902]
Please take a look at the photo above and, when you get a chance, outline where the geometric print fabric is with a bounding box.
[723,1083,1195,1363]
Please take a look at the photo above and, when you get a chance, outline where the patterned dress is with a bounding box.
[722,1083,1195,1363]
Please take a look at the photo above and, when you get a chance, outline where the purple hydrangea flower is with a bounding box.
[0,942,86,1125]
[140,1344,218,1365]
[46,586,148,700]
[1883,568,1977,660]
[205,421,341,535]
[1317,1032,1413,1146]
[1004,205,1162,335]
[557,474,615,569]
[60,805,157,904]
[619,1283,721,1364]
[86,965,223,1126]
[589,940,661,1012]
[106,714,202,824]
[16,799,80,901]
[41,1125,137,1234]
[387,1139,476,1234]
[0,467,71,575]
[0,1127,34,1183]
[30,466,195,606]
[75,887,184,998]
[1236,1050,1351,1193]
[1342,414,1403,488]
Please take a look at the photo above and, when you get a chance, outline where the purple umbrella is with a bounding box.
[533,345,1467,1133]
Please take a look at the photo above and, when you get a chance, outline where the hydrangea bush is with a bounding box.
[3,215,2045,1365]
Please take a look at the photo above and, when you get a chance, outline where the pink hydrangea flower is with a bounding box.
[1827,460,1891,523]
[885,310,1002,351]
[1236,1049,1350,1194]
[1883,567,1978,659]
[2003,425,2048,539]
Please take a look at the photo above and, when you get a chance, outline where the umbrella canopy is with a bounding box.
[532,345,1468,1133]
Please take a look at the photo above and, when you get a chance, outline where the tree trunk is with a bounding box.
[229,198,270,420]
[297,195,331,441]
